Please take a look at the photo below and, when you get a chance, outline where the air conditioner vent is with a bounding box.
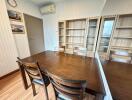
[40,4,56,15]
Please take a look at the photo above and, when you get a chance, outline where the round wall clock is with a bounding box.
[7,0,17,8]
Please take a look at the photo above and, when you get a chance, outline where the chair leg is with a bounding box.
[43,85,49,100]
[31,83,36,96]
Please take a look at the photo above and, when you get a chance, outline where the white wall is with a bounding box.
[5,0,42,58]
[0,0,42,77]
[102,0,132,15]
[0,0,18,77]
[43,0,106,50]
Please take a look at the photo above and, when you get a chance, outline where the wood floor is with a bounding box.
[0,71,95,100]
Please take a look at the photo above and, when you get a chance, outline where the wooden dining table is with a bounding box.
[20,51,104,95]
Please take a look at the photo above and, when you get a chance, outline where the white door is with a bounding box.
[24,14,44,55]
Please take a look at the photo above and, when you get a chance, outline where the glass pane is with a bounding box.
[102,20,114,36]
[99,19,115,53]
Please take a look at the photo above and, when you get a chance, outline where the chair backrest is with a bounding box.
[47,71,87,100]
[17,57,43,80]
[109,50,132,63]
[73,46,87,56]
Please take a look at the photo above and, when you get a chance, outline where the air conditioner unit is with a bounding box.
[40,4,56,15]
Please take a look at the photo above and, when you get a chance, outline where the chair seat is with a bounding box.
[32,75,50,86]
[33,79,44,85]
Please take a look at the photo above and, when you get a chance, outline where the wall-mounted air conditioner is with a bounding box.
[40,4,56,15]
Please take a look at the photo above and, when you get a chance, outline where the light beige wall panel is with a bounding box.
[102,0,132,15]
[0,0,18,77]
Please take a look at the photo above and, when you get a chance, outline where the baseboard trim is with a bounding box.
[0,69,19,80]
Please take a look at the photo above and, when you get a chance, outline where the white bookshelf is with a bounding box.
[58,17,100,57]
[110,14,132,63]
[58,14,132,63]
[86,17,100,57]
[97,16,116,60]
[65,19,86,54]
[58,21,65,48]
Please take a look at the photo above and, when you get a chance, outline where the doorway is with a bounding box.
[24,14,45,55]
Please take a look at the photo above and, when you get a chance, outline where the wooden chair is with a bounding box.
[73,47,87,56]
[47,71,92,100]
[17,57,50,99]
[109,50,132,64]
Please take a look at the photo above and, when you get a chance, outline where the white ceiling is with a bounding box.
[30,0,64,6]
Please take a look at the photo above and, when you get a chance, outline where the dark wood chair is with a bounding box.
[17,57,50,99]
[47,71,93,100]
[109,50,132,64]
